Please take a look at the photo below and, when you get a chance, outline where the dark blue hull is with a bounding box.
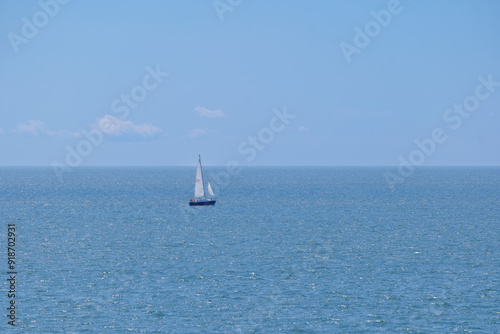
[189,199,216,206]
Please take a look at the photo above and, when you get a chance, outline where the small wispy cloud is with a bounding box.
[10,116,161,141]
[194,106,225,118]
[298,126,311,132]
[91,115,161,141]
[12,120,56,136]
[0,128,4,135]
[189,128,207,138]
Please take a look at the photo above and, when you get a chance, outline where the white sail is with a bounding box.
[194,159,204,198]
[207,182,215,197]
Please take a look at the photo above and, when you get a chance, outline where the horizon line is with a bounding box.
[1,165,500,168]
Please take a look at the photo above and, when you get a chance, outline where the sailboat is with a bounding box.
[189,155,216,206]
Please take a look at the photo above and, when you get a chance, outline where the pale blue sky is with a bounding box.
[1,0,499,166]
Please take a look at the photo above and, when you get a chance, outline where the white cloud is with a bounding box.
[13,120,55,136]
[0,128,4,135]
[299,126,311,132]
[93,115,161,140]
[194,106,225,118]
[10,116,162,141]
[189,128,207,138]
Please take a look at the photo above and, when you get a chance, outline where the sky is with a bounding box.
[1,0,499,167]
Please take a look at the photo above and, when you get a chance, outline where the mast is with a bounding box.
[199,154,207,199]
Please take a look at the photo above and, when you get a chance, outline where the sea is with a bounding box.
[0,167,499,333]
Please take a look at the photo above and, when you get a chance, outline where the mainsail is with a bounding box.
[207,182,215,197]
[194,158,204,198]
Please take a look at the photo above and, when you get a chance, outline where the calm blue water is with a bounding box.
[1,167,499,333]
